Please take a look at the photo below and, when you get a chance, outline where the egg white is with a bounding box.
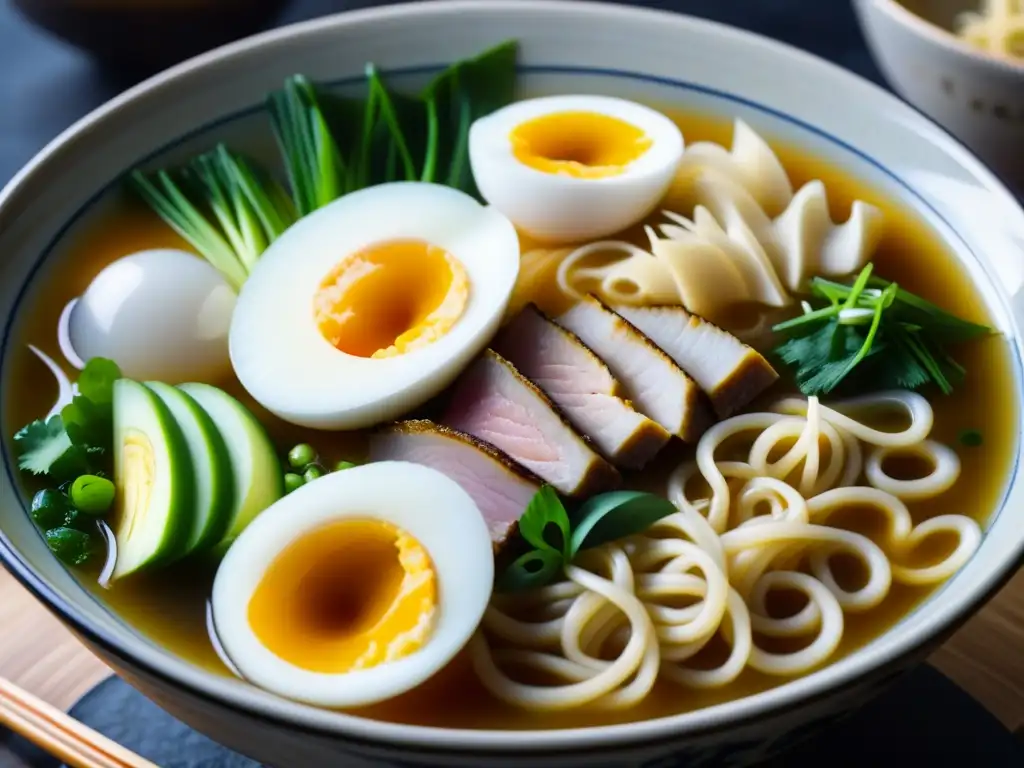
[69,249,236,382]
[211,461,494,708]
[229,182,520,430]
[469,95,685,243]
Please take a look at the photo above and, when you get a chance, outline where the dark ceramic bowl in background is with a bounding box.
[12,0,289,72]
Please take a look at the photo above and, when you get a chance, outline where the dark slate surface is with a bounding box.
[0,1,1019,766]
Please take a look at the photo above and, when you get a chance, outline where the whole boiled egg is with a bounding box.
[211,461,494,708]
[229,182,520,430]
[469,95,684,243]
[68,249,236,382]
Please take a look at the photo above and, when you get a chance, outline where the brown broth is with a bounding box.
[1,109,1017,731]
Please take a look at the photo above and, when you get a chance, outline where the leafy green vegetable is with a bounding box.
[497,549,564,592]
[569,491,677,557]
[497,485,677,592]
[516,485,572,559]
[131,145,296,289]
[14,416,89,482]
[268,75,345,216]
[70,475,116,515]
[30,489,76,530]
[135,41,518,259]
[76,357,120,405]
[421,40,518,193]
[14,358,121,483]
[772,263,992,397]
[44,527,98,566]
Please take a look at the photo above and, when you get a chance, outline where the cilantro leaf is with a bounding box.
[13,357,121,482]
[772,263,991,398]
[14,416,90,482]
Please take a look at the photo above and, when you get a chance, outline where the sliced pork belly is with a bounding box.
[556,296,713,442]
[615,304,778,418]
[443,350,620,497]
[368,420,540,550]
[493,304,669,469]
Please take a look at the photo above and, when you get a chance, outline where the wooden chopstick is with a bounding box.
[0,676,156,768]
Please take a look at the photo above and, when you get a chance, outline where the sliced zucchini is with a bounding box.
[111,379,194,580]
[145,382,235,557]
[177,383,283,552]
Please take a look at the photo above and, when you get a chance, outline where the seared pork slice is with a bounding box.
[443,350,620,497]
[368,420,540,550]
[556,296,713,442]
[615,305,778,418]
[493,304,669,469]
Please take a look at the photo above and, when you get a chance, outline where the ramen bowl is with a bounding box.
[853,0,1024,195]
[2,2,1024,766]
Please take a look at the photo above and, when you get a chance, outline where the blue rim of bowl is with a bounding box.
[0,3,1023,758]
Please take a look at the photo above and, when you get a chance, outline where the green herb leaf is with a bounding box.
[496,549,564,593]
[14,416,90,482]
[76,358,120,405]
[868,276,991,343]
[44,527,98,566]
[517,485,572,559]
[569,491,677,557]
[772,263,991,398]
[61,396,109,452]
[421,39,518,194]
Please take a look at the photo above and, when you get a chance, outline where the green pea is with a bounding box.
[288,443,317,469]
[334,460,357,472]
[70,475,116,515]
[30,489,74,530]
[44,527,97,566]
[303,465,325,483]
[284,473,305,494]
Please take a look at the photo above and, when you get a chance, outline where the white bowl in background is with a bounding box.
[2,1,1024,766]
[854,0,1024,194]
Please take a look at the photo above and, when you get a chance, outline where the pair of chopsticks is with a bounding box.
[0,676,155,768]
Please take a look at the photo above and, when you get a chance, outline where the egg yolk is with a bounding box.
[313,239,469,358]
[510,111,653,179]
[247,518,437,675]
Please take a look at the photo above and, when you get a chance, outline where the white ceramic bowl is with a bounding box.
[2,2,1024,766]
[854,0,1024,194]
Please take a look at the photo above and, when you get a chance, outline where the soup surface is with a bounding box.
[2,106,1016,731]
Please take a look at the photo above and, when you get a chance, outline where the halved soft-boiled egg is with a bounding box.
[469,95,684,243]
[211,461,494,708]
[229,182,519,429]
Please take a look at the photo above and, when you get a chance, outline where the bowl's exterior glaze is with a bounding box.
[853,0,1024,195]
[2,2,1024,767]
[95,641,924,767]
